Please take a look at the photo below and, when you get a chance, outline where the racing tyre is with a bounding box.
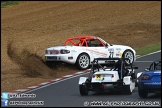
[79,85,89,96]
[122,49,134,65]
[138,87,148,98]
[76,53,90,70]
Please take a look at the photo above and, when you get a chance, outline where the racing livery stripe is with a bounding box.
[86,49,107,56]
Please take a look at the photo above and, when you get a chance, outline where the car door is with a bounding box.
[86,39,111,63]
[95,37,117,59]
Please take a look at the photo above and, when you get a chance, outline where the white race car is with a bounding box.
[79,58,138,95]
[45,36,136,70]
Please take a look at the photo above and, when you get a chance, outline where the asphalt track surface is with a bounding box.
[5,51,161,107]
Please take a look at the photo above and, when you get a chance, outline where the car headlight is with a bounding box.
[60,49,70,54]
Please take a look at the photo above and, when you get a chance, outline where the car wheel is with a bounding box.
[76,53,90,70]
[122,49,134,65]
[79,85,89,96]
[138,87,148,98]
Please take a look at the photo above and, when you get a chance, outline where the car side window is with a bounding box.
[82,42,87,46]
[89,39,104,47]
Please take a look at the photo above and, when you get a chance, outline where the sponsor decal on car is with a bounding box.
[144,82,161,85]
[119,52,122,57]
[71,50,77,52]
[108,48,114,51]
[116,48,121,50]
[86,49,107,56]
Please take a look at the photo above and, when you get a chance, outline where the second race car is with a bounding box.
[78,57,138,95]
[137,59,161,98]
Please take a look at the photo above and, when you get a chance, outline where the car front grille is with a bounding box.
[46,56,57,60]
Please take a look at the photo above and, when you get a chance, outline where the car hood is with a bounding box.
[46,46,75,50]
[110,44,136,54]
[111,44,132,49]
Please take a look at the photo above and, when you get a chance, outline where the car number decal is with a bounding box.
[109,51,114,58]
[108,48,114,58]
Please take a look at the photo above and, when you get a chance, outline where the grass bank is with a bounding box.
[135,43,161,56]
[1,1,19,8]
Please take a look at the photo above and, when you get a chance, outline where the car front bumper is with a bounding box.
[44,54,75,64]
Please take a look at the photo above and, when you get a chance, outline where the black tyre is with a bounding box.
[138,87,148,98]
[76,53,90,70]
[79,85,89,96]
[122,49,134,65]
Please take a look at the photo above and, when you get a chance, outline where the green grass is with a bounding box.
[1,1,19,8]
[135,43,161,56]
